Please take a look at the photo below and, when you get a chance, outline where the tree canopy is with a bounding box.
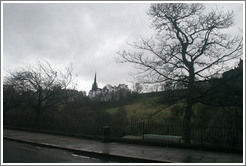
[117,3,243,143]
[4,61,76,126]
[118,3,242,87]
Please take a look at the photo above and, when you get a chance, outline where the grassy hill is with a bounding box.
[106,91,186,123]
[106,65,243,127]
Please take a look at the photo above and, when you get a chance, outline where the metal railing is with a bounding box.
[4,115,243,148]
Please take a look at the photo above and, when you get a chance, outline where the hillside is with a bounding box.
[106,63,243,126]
[106,90,185,123]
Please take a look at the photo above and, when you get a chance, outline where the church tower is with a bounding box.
[91,72,98,91]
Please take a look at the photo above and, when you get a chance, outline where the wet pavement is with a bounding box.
[3,139,116,163]
[3,129,244,163]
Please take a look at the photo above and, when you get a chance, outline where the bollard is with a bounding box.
[102,126,111,142]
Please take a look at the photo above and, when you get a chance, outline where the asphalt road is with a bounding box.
[3,139,116,163]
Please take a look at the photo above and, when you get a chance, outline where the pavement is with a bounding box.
[3,129,244,163]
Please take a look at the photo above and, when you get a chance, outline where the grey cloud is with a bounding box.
[3,3,243,93]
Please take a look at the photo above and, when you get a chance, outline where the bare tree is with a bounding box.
[4,61,76,127]
[132,82,143,94]
[117,3,242,143]
[3,84,21,125]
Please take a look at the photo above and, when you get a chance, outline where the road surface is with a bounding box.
[3,139,116,163]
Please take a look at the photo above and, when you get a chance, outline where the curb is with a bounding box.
[3,137,172,163]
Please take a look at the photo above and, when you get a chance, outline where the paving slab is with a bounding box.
[3,129,244,163]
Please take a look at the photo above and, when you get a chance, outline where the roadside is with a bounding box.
[3,129,244,163]
[3,139,117,163]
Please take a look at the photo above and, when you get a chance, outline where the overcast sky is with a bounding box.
[2,2,244,93]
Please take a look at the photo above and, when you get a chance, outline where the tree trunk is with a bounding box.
[183,67,195,144]
[35,109,41,129]
[183,97,193,144]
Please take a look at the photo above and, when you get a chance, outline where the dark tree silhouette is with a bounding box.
[4,61,75,127]
[117,3,242,143]
[3,84,21,125]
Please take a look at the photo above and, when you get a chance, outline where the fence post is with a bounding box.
[200,124,203,145]
[142,121,145,142]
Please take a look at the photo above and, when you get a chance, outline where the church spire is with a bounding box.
[92,72,98,91]
[94,72,96,84]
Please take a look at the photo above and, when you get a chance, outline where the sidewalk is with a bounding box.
[3,129,244,163]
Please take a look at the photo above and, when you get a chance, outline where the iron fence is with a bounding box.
[4,115,243,149]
